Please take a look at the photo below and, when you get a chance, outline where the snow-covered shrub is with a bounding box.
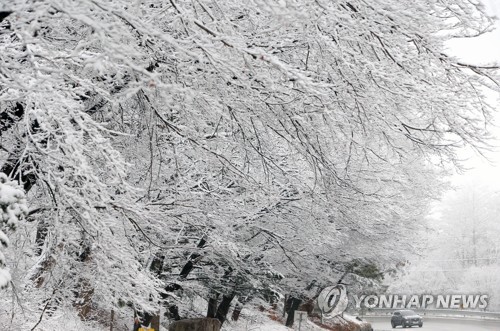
[0,173,27,288]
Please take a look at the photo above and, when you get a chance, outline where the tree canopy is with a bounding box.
[0,0,498,328]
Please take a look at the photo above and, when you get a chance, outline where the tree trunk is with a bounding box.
[169,318,220,331]
[168,305,181,321]
[151,313,160,331]
[110,310,114,331]
[215,293,235,325]
[285,297,302,327]
[283,294,288,318]
[35,221,48,256]
[75,241,93,319]
[133,316,140,331]
[158,236,206,324]
[231,302,242,321]
[207,293,219,318]
[75,279,94,320]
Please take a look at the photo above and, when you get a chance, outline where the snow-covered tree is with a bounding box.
[0,0,499,328]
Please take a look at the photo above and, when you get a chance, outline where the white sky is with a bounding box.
[447,0,500,66]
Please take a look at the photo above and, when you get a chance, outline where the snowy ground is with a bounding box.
[0,302,365,331]
[221,314,324,331]
[220,310,365,331]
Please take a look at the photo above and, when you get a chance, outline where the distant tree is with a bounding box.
[388,174,500,310]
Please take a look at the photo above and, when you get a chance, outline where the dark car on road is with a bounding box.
[391,310,423,328]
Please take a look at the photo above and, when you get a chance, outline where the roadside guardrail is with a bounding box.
[358,308,500,320]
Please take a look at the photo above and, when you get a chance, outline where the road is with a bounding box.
[364,316,500,331]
